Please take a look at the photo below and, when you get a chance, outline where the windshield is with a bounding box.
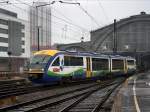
[30,55,51,64]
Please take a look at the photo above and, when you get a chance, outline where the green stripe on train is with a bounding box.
[47,68,84,77]
[47,69,110,78]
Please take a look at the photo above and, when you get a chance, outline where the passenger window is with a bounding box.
[92,58,108,71]
[52,57,60,66]
[112,59,124,70]
[64,56,83,66]
[127,60,134,65]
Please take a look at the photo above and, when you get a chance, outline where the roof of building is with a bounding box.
[0,8,17,18]
[91,11,150,33]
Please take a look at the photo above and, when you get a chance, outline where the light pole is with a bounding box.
[7,51,12,72]
[35,1,55,51]
[37,26,40,51]
[113,19,117,53]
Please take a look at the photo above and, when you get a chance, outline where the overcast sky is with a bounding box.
[0,0,150,45]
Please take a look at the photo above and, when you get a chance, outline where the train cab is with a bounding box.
[28,50,59,83]
[126,57,136,74]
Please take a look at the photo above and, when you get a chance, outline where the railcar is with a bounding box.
[28,50,136,84]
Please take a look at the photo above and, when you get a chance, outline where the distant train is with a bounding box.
[28,50,136,84]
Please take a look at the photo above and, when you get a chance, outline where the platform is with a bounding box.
[112,72,150,112]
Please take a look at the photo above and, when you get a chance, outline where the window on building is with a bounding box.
[64,56,83,66]
[21,24,25,29]
[0,28,8,34]
[21,33,25,37]
[22,41,25,45]
[0,19,8,25]
[52,57,60,66]
[92,58,109,71]
[0,47,8,52]
[112,59,124,70]
[127,60,135,65]
[22,49,25,53]
[0,37,8,43]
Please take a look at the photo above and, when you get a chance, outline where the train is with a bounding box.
[28,50,136,84]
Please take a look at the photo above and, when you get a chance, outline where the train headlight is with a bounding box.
[42,69,44,71]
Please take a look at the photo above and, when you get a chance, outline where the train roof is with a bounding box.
[33,50,107,57]
[126,56,136,60]
[60,50,111,58]
[33,50,135,59]
[33,50,59,56]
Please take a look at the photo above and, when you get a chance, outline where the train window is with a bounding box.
[42,56,51,63]
[112,59,124,70]
[52,57,60,66]
[92,58,108,71]
[64,56,83,66]
[127,60,135,65]
[31,55,50,64]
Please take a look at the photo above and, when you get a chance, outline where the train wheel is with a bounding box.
[59,77,65,85]
[58,76,72,85]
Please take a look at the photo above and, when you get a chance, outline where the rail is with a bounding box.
[0,79,123,112]
[0,80,115,112]
[59,79,124,112]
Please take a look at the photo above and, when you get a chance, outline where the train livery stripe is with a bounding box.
[47,68,84,77]
[34,50,58,56]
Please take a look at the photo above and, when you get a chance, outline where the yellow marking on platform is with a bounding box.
[124,79,128,87]
[133,78,141,112]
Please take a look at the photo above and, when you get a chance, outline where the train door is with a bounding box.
[124,59,128,74]
[86,57,91,78]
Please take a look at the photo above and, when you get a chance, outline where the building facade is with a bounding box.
[30,2,51,51]
[58,12,150,70]
[91,12,150,53]
[0,8,30,72]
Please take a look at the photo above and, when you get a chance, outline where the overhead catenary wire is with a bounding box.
[52,7,75,26]
[0,0,82,43]
[0,0,90,42]
[97,0,110,23]
[51,7,89,36]
[14,0,90,42]
[14,0,89,32]
[74,0,101,27]
[6,0,90,36]
[0,0,88,37]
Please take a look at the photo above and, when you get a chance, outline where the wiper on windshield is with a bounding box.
[42,56,47,63]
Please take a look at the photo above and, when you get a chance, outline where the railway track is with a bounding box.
[0,84,44,99]
[58,80,122,112]
[0,79,27,89]
[0,79,107,100]
[0,79,44,99]
[0,78,125,112]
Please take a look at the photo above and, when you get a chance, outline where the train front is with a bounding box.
[28,50,58,84]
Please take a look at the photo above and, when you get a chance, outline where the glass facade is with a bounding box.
[30,2,51,51]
